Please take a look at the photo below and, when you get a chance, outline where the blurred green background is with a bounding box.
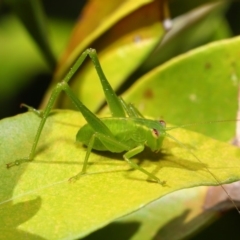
[0,0,87,118]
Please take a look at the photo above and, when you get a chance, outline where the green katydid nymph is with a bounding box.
[5,48,240,211]
[6,48,169,184]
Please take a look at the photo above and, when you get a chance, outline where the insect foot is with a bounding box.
[157,180,166,186]
[149,177,166,186]
[6,158,32,168]
[68,173,87,183]
[20,104,44,118]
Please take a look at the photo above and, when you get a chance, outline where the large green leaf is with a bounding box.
[123,36,240,141]
[1,110,240,239]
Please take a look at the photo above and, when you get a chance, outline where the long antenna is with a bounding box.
[165,132,240,214]
[165,119,240,131]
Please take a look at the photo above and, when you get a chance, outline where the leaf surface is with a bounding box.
[124,36,240,141]
[1,111,240,239]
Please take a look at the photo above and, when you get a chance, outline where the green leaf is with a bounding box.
[124,36,240,141]
[1,110,240,239]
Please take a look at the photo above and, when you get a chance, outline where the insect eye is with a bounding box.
[152,128,159,137]
[159,120,166,127]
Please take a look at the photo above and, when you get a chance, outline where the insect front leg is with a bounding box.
[123,146,165,185]
[20,104,44,118]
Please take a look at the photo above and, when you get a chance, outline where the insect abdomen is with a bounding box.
[77,118,148,151]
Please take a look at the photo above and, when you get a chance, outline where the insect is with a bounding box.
[6,48,170,184]
[5,48,240,212]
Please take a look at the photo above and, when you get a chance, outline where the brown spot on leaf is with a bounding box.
[205,62,212,69]
[143,89,154,99]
